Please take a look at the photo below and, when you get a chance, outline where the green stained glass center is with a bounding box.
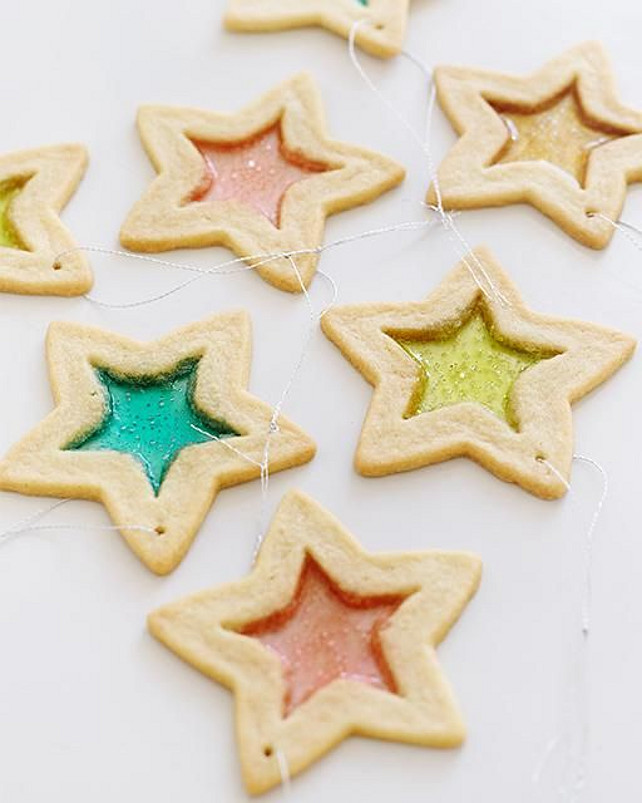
[0,179,26,250]
[394,312,553,428]
[67,360,240,494]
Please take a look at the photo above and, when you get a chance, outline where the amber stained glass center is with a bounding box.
[490,88,631,185]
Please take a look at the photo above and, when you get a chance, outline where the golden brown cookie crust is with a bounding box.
[0,144,92,295]
[0,314,316,575]
[120,73,405,293]
[149,489,481,794]
[321,246,635,498]
[429,42,642,248]
[224,0,409,59]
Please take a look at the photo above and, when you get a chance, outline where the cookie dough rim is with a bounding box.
[429,42,642,249]
[321,245,636,498]
[224,0,409,59]
[120,73,405,292]
[0,313,316,575]
[0,143,92,295]
[148,488,482,794]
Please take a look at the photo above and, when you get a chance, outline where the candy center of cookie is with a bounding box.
[0,179,27,250]
[190,124,329,227]
[67,359,239,494]
[241,557,404,716]
[491,87,628,185]
[393,311,553,428]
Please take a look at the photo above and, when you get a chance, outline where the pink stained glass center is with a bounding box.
[241,558,405,717]
[190,124,328,227]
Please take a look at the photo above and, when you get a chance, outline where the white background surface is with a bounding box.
[1,1,641,801]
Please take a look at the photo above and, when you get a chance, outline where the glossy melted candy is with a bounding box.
[190,124,329,227]
[491,88,628,185]
[395,311,551,428]
[0,179,26,250]
[68,360,239,494]
[241,558,405,716]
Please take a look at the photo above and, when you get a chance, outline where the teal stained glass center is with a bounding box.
[67,360,239,494]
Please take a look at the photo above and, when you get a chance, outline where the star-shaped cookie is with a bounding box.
[0,313,315,574]
[0,144,92,295]
[321,246,635,498]
[224,0,410,59]
[149,489,481,794]
[119,73,405,292]
[428,42,642,248]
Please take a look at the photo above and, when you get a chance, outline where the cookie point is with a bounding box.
[146,561,175,577]
[147,609,182,646]
[59,142,89,169]
[445,720,467,747]
[459,551,484,580]
[534,455,570,499]
[278,487,313,514]
[576,39,608,59]
[354,449,381,477]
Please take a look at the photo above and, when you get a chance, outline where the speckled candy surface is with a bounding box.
[395,312,549,428]
[67,360,239,495]
[492,90,625,185]
[191,124,328,227]
[242,558,403,715]
[0,180,26,250]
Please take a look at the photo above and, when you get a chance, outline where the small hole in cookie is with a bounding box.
[585,209,598,219]
[375,23,384,30]
[53,261,62,271]
[155,525,166,536]
[535,453,546,463]
[263,746,273,758]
